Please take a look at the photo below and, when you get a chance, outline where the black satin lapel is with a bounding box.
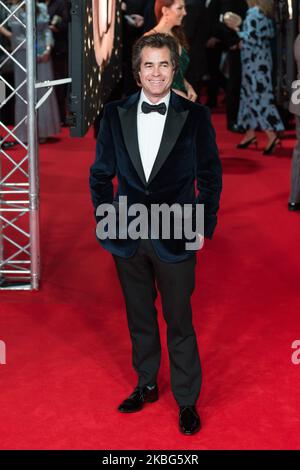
[118,104,147,186]
[147,106,189,185]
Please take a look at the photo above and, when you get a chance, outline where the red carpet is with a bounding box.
[0,113,300,450]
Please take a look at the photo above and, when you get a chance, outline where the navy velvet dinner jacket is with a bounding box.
[89,90,222,262]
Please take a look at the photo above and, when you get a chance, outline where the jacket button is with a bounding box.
[145,190,150,196]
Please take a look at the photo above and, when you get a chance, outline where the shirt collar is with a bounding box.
[138,90,171,114]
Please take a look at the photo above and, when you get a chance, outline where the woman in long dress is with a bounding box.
[145,0,197,102]
[226,0,284,155]
[4,1,60,143]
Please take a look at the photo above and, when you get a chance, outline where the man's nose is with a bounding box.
[152,66,161,76]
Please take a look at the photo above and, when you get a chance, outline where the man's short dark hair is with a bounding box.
[132,33,179,83]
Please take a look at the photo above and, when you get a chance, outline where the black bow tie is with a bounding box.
[141,101,167,115]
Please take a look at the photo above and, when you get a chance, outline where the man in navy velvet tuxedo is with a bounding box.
[90,34,222,435]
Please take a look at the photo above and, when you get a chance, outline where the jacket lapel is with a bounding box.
[118,93,147,186]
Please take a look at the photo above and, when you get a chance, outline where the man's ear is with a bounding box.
[136,71,142,86]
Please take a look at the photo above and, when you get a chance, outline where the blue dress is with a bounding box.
[237,7,284,131]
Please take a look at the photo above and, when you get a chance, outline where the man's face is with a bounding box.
[138,46,175,103]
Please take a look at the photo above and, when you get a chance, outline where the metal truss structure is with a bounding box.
[0,0,39,290]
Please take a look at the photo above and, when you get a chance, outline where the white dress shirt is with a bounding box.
[137,90,170,182]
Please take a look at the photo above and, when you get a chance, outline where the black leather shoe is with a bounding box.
[288,202,300,211]
[179,406,201,435]
[237,136,257,149]
[0,140,16,149]
[228,123,245,134]
[263,138,281,155]
[118,384,159,413]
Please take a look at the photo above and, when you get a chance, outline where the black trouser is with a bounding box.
[206,44,226,106]
[226,49,242,127]
[113,239,202,407]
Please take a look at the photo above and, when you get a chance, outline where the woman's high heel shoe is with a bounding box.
[236,137,258,149]
[262,138,281,156]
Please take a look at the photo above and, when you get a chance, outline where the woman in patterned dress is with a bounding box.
[145,0,197,102]
[225,0,284,155]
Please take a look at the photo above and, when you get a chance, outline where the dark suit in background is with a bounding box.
[203,0,248,114]
[45,0,69,125]
[219,0,248,129]
[122,0,155,95]
[141,0,156,33]
[184,0,208,96]
[204,0,226,107]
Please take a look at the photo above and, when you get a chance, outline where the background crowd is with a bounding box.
[0,0,68,144]
[0,0,299,209]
